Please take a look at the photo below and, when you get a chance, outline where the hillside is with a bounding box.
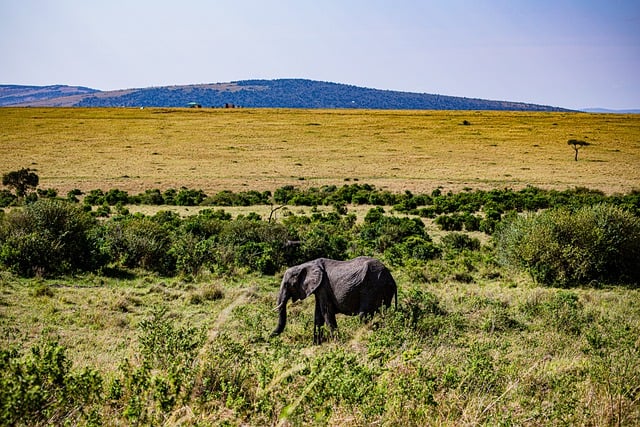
[1,79,571,111]
[0,84,99,107]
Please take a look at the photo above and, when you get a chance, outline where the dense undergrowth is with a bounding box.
[1,183,640,425]
[2,270,639,426]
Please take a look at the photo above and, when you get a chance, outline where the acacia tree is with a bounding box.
[2,168,39,198]
[567,139,590,161]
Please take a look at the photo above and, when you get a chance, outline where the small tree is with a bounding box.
[2,168,39,198]
[567,139,590,161]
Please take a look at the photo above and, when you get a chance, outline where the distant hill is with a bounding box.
[581,107,640,114]
[0,85,99,107]
[1,79,572,111]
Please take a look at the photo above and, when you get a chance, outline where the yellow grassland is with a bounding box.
[1,107,639,195]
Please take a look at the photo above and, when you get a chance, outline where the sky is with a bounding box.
[1,0,639,110]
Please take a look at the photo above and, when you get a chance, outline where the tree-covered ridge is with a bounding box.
[2,80,571,110]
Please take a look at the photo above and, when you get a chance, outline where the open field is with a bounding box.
[2,108,640,425]
[1,108,639,195]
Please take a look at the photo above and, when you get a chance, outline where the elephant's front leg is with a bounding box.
[314,298,325,345]
[325,309,338,340]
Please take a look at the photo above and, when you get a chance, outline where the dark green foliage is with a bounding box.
[104,189,130,205]
[0,340,103,426]
[171,233,217,276]
[73,183,634,224]
[103,216,176,275]
[2,167,39,198]
[284,212,355,263]
[495,204,640,286]
[435,213,465,231]
[0,189,17,207]
[217,219,290,274]
[1,180,638,279]
[441,233,481,252]
[83,189,106,205]
[359,207,428,254]
[200,190,271,206]
[0,199,102,276]
[36,188,58,198]
[175,187,207,206]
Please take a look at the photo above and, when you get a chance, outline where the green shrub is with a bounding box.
[103,217,176,274]
[495,204,640,287]
[2,167,39,198]
[171,233,217,276]
[0,199,103,276]
[0,189,17,207]
[217,219,290,273]
[138,306,205,370]
[359,208,428,253]
[175,187,207,206]
[434,213,464,231]
[0,340,103,426]
[383,236,441,266]
[441,232,481,252]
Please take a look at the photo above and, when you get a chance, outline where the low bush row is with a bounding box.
[3,183,639,218]
[1,197,639,287]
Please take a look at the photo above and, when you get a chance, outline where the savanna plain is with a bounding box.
[1,108,640,426]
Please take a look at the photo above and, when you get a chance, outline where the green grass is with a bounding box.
[2,263,639,425]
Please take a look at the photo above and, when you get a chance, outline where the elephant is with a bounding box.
[271,256,397,344]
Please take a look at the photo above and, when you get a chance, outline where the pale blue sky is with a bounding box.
[1,0,638,109]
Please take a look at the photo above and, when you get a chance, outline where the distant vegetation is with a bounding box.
[1,79,571,110]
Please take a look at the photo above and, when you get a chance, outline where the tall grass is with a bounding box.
[2,263,639,425]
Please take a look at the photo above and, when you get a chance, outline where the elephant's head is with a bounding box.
[271,260,324,336]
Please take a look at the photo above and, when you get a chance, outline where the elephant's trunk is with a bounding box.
[271,284,289,336]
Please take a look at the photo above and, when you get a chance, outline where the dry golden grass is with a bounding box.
[1,107,639,195]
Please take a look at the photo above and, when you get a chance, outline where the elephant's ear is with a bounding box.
[300,262,324,298]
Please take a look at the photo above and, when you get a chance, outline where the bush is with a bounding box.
[103,217,176,274]
[2,167,39,198]
[434,214,464,231]
[217,219,290,274]
[495,204,640,287]
[0,189,17,207]
[0,199,102,276]
[359,208,428,253]
[441,232,481,252]
[171,233,217,276]
[0,340,103,426]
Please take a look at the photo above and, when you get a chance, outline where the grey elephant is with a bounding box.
[271,256,397,344]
